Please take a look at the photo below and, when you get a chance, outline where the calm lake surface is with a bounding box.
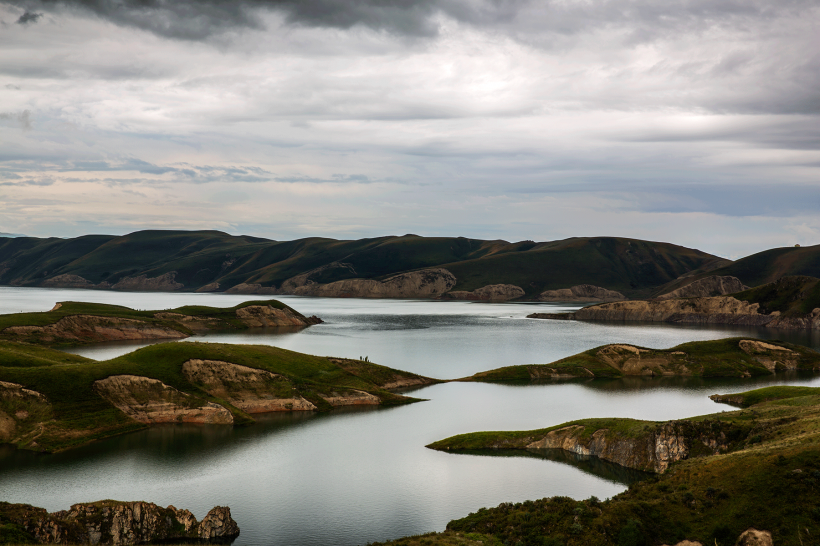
[2,287,820,545]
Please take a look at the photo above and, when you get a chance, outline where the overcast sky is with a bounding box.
[0,0,818,258]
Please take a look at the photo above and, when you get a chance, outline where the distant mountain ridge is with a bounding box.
[0,230,728,299]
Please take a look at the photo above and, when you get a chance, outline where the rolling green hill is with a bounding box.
[0,231,724,299]
[653,243,820,297]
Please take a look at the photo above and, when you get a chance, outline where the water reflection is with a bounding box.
[452,448,652,487]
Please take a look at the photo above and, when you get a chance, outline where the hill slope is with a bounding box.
[0,231,724,299]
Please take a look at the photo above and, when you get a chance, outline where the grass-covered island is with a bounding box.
[0,340,437,452]
[401,386,820,546]
[459,338,820,381]
[0,299,322,346]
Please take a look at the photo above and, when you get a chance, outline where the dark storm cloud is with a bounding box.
[15,9,40,23]
[7,0,812,41]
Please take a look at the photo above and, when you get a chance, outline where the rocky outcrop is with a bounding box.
[283,268,457,299]
[525,420,732,473]
[41,274,96,289]
[735,528,773,546]
[195,282,220,292]
[738,340,799,371]
[593,344,690,376]
[572,296,765,323]
[111,272,184,292]
[319,389,381,406]
[0,381,50,444]
[225,282,277,295]
[182,359,316,413]
[0,500,239,544]
[536,285,626,302]
[2,315,188,344]
[444,284,525,301]
[657,275,748,299]
[33,316,183,342]
[534,295,820,330]
[235,305,322,327]
[93,375,234,424]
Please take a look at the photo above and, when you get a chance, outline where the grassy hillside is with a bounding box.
[460,338,820,381]
[392,386,820,546]
[0,231,723,298]
[654,244,820,294]
[0,341,435,452]
[732,275,820,316]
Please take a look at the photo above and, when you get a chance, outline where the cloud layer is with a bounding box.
[0,0,818,258]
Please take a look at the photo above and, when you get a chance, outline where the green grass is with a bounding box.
[0,341,432,452]
[732,275,820,316]
[711,386,820,408]
[461,338,820,382]
[0,341,92,368]
[0,299,307,346]
[427,418,656,452]
[416,387,820,546]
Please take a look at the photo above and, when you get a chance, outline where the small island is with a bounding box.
[0,299,322,346]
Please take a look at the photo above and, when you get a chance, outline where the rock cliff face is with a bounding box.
[0,500,239,545]
[572,296,766,324]
[40,274,96,289]
[224,282,277,295]
[542,295,820,330]
[182,359,316,413]
[524,420,733,473]
[2,315,188,344]
[282,268,457,299]
[536,285,626,302]
[93,375,234,424]
[318,389,381,406]
[657,275,748,299]
[235,305,322,327]
[444,284,525,301]
[111,272,184,292]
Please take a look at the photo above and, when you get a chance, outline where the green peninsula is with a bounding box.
[410,386,820,546]
[0,340,436,452]
[460,338,820,381]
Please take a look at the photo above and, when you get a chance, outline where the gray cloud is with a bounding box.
[5,0,813,41]
[15,9,40,23]
[0,110,31,130]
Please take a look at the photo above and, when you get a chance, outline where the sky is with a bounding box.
[0,0,818,259]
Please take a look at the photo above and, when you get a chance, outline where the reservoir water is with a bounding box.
[1,287,819,545]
